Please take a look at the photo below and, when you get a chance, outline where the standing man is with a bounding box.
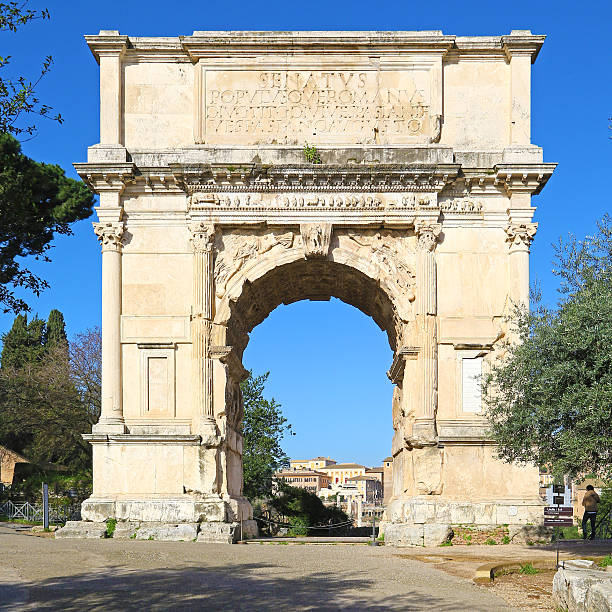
[582,484,600,540]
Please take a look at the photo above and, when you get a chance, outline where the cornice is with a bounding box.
[74,162,136,193]
[494,163,556,195]
[83,30,546,65]
[501,31,546,63]
[85,31,130,63]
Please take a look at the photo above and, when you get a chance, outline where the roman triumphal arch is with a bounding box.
[59,30,556,544]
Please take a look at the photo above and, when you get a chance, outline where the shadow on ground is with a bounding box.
[1,561,494,611]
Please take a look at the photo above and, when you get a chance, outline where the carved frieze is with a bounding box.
[189,192,444,211]
[214,231,296,298]
[93,221,125,252]
[300,223,332,259]
[440,198,483,213]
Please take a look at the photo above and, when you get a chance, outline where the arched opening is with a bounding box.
[213,249,411,517]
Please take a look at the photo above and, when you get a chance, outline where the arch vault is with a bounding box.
[59,30,556,544]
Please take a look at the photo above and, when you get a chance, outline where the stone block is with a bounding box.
[112,521,140,539]
[134,522,198,541]
[553,567,612,612]
[450,503,475,525]
[383,523,424,547]
[236,520,258,540]
[194,500,227,523]
[423,524,453,547]
[81,499,116,522]
[197,522,238,544]
[55,521,107,539]
[566,559,597,570]
[508,524,552,543]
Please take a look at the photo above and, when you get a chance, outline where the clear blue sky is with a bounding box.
[1,1,610,466]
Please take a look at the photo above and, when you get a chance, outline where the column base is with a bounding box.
[91,420,126,434]
[56,519,259,543]
[62,494,258,542]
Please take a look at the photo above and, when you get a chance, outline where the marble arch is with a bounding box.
[59,30,557,544]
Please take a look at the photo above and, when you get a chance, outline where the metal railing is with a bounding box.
[0,500,80,524]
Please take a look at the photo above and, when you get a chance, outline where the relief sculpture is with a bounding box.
[214,231,295,298]
[346,231,416,301]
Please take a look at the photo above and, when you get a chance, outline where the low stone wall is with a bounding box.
[553,562,612,611]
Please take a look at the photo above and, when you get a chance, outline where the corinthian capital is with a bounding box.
[505,222,537,251]
[189,222,216,253]
[93,221,124,252]
[415,221,442,252]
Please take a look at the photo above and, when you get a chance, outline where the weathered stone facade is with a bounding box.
[64,30,555,543]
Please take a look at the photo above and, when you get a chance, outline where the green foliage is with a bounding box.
[484,538,497,545]
[502,535,510,545]
[0,134,95,313]
[439,540,452,547]
[288,516,309,537]
[303,143,322,164]
[484,215,612,481]
[46,309,67,348]
[519,562,540,575]
[598,554,612,567]
[241,371,294,500]
[105,518,116,538]
[0,3,61,138]
[1,314,46,368]
[269,483,349,532]
[0,343,93,470]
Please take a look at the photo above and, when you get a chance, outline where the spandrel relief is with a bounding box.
[214,230,296,298]
[342,230,416,302]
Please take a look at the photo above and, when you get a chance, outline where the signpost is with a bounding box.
[544,484,573,567]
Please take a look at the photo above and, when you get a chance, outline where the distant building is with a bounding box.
[0,446,29,488]
[289,457,337,471]
[347,475,383,503]
[382,457,393,504]
[274,469,331,494]
[319,463,366,485]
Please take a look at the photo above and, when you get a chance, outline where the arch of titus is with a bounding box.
[62,30,556,543]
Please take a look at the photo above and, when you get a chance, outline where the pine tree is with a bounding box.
[46,309,67,348]
[0,314,46,369]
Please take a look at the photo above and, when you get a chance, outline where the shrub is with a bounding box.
[105,518,116,538]
[519,562,540,575]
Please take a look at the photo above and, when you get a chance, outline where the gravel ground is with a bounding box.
[0,525,513,611]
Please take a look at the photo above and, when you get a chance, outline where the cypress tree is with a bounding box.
[46,309,67,348]
[0,314,47,368]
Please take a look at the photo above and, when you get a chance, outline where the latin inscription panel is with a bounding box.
[202,69,436,145]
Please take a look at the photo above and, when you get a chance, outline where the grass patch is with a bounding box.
[485,538,497,545]
[598,554,612,567]
[519,562,540,575]
[439,541,453,547]
[502,535,510,545]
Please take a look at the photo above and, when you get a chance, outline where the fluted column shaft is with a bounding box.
[93,221,125,433]
[190,223,216,431]
[414,221,441,440]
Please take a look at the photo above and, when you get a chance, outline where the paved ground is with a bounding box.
[0,524,511,611]
[1,524,609,611]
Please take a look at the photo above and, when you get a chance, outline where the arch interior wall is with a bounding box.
[57,30,556,544]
